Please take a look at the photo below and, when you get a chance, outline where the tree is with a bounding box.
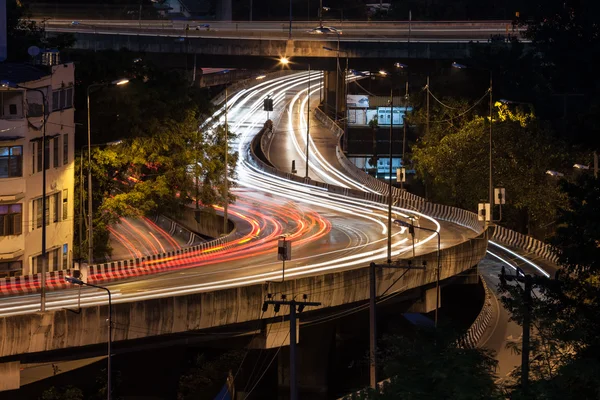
[178,350,243,400]
[499,174,600,399]
[412,98,570,234]
[40,386,84,400]
[357,328,501,399]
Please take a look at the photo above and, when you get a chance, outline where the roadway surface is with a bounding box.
[0,72,475,318]
[43,19,524,43]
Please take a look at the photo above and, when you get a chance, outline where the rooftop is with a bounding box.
[0,63,50,85]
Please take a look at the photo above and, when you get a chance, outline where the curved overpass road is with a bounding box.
[43,20,525,43]
[0,73,474,317]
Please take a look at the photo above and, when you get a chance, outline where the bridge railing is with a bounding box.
[314,106,559,264]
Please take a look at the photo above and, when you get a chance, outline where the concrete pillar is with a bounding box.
[323,70,344,120]
[217,0,232,21]
[0,361,20,391]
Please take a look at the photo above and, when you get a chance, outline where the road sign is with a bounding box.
[396,167,406,182]
[478,203,491,222]
[494,188,506,205]
[278,239,291,261]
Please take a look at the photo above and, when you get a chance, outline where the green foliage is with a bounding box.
[412,98,569,233]
[40,386,84,400]
[500,175,600,398]
[177,350,243,400]
[70,53,237,260]
[359,329,501,399]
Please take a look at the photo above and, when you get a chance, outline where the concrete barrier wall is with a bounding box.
[71,33,486,60]
[152,214,204,247]
[460,276,493,348]
[491,225,559,264]
[0,229,489,359]
[173,206,231,241]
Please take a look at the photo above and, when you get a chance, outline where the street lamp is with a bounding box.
[86,79,129,265]
[65,276,113,400]
[1,80,48,311]
[451,62,494,222]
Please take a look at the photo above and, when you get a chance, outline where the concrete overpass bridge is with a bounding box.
[47,20,524,63]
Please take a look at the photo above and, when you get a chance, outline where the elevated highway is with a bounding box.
[45,19,524,60]
[0,73,487,390]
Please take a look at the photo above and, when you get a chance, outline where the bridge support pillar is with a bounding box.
[0,361,20,391]
[249,320,297,349]
[277,322,333,397]
[322,70,346,122]
[406,287,442,314]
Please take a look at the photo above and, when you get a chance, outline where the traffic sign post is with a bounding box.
[278,236,291,281]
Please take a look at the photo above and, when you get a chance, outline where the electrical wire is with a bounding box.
[243,330,290,399]
[427,90,490,123]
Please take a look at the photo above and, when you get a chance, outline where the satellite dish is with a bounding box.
[28,46,41,57]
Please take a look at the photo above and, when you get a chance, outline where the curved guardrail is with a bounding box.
[315,107,559,264]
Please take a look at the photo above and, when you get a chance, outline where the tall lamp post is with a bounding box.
[224,83,229,235]
[452,62,494,220]
[279,57,312,179]
[376,64,407,264]
[86,79,129,265]
[1,81,48,311]
[66,276,112,400]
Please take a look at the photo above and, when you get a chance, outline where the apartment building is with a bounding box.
[0,59,75,277]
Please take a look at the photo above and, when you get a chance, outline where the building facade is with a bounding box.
[0,61,75,277]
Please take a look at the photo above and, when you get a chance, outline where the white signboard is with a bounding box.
[347,95,369,108]
[377,107,413,126]
[366,109,378,125]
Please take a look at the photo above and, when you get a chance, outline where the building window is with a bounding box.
[51,247,59,271]
[0,261,22,278]
[33,197,50,229]
[62,189,68,220]
[53,136,60,168]
[0,204,22,236]
[63,133,68,164]
[52,87,74,111]
[62,244,68,269]
[0,145,23,178]
[52,91,59,111]
[36,141,42,172]
[44,139,50,170]
[52,192,60,223]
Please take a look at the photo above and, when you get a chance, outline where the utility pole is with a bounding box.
[499,267,548,393]
[425,75,430,137]
[263,294,321,400]
[387,88,393,264]
[369,261,426,389]
[306,64,311,178]
[401,81,408,190]
[522,274,532,392]
[224,85,229,235]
